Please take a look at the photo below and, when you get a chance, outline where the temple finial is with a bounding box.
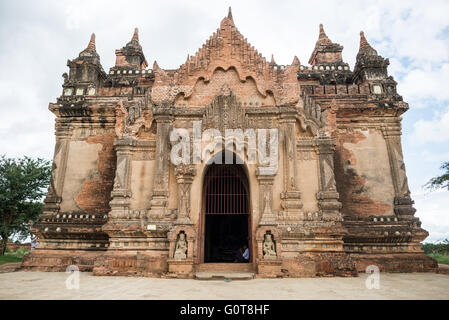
[359,31,369,48]
[228,6,233,21]
[86,33,96,51]
[132,28,139,42]
[319,24,325,37]
[292,55,300,66]
[270,54,276,65]
[358,31,378,56]
[317,24,332,45]
[153,60,160,71]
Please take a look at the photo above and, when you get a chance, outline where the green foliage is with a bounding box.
[425,161,449,191]
[422,239,449,255]
[0,247,29,265]
[427,253,449,265]
[0,155,51,255]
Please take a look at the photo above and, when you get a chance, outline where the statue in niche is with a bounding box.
[174,232,188,259]
[263,233,277,259]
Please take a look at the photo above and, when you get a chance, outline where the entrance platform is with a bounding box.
[195,263,255,280]
[195,271,255,280]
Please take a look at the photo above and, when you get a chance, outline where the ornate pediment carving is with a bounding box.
[203,91,248,131]
[150,9,300,107]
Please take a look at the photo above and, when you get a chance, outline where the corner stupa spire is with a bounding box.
[358,31,378,56]
[131,28,139,43]
[354,31,390,83]
[317,24,332,46]
[308,24,344,66]
[87,33,96,51]
[80,33,97,54]
[79,33,100,59]
[113,27,147,69]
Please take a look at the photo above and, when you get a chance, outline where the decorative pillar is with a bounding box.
[279,109,303,218]
[382,125,416,218]
[174,165,196,225]
[316,137,342,215]
[109,137,134,219]
[256,168,277,226]
[43,123,72,217]
[148,107,172,217]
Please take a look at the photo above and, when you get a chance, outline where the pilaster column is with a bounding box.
[43,122,72,217]
[149,107,173,217]
[256,168,277,226]
[109,137,134,219]
[174,165,196,225]
[382,125,416,218]
[316,137,342,214]
[279,109,302,217]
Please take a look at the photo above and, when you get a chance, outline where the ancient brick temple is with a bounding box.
[23,9,437,277]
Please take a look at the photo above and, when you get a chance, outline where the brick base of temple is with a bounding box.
[280,253,358,278]
[349,253,438,273]
[92,252,168,277]
[21,250,438,277]
[21,250,104,272]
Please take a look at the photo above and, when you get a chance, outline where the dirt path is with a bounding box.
[0,263,21,274]
[0,271,448,300]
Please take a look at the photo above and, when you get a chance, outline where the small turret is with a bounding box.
[308,24,344,66]
[114,28,148,70]
[63,33,106,96]
[353,31,403,99]
[353,31,390,83]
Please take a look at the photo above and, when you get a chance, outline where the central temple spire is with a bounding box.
[228,6,234,23]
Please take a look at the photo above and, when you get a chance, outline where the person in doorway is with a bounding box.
[234,244,249,263]
[242,244,249,263]
[234,247,243,263]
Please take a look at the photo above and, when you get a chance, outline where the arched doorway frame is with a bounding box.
[197,149,255,265]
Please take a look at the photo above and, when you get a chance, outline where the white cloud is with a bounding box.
[412,106,449,144]
[414,191,449,242]
[399,64,449,107]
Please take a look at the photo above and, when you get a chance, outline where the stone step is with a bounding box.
[195,263,254,272]
[195,271,255,281]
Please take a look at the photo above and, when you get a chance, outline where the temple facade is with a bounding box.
[23,9,437,277]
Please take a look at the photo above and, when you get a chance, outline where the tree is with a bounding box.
[425,161,449,191]
[0,156,51,255]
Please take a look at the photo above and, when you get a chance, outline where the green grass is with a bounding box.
[0,247,29,265]
[428,253,449,265]
[0,254,23,265]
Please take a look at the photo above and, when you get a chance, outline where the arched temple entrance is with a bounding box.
[201,160,251,263]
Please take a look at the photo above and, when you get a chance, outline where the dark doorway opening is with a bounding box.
[203,163,250,263]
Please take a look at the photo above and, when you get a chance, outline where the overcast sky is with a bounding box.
[0,0,448,242]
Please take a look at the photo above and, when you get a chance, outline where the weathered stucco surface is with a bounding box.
[341,129,394,216]
[60,141,102,213]
[129,160,154,209]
